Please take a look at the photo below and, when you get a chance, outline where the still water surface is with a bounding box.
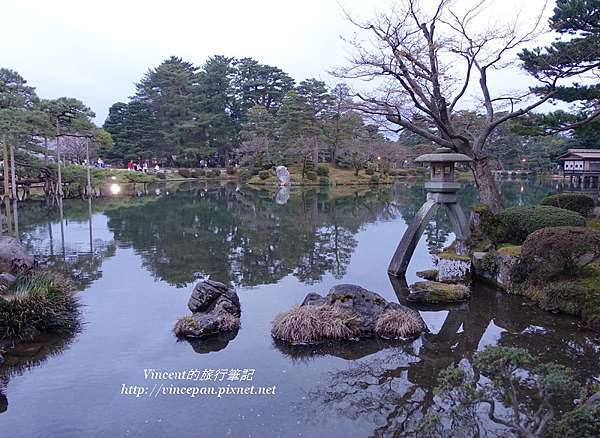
[1,180,598,437]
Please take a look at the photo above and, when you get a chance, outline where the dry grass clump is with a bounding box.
[173,316,199,338]
[271,305,361,345]
[375,308,424,339]
[0,271,78,341]
[217,313,240,332]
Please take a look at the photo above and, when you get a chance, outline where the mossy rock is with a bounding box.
[497,244,522,256]
[408,281,470,304]
[437,244,471,262]
[416,269,438,281]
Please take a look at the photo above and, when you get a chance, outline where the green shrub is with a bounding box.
[190,169,201,178]
[370,175,380,184]
[541,193,595,217]
[239,169,252,181]
[471,204,506,243]
[319,176,330,186]
[258,170,270,180]
[304,161,315,172]
[156,172,167,180]
[226,166,237,176]
[365,167,375,176]
[178,168,191,178]
[316,164,329,177]
[545,405,600,438]
[121,172,159,184]
[306,171,318,181]
[521,226,600,279]
[497,206,585,244]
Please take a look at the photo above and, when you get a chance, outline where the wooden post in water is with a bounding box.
[2,140,12,236]
[56,116,63,198]
[9,144,16,200]
[86,137,92,198]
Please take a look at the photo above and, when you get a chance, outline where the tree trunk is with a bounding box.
[472,158,504,213]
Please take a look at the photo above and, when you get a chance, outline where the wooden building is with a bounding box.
[558,149,600,188]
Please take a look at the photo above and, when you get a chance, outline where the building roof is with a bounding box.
[415,147,472,163]
[558,149,600,160]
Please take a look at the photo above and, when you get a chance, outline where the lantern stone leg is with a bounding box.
[388,200,439,276]
[445,202,471,256]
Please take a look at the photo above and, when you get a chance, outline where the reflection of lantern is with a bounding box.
[415,147,472,193]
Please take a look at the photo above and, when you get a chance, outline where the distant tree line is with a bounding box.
[103,55,404,168]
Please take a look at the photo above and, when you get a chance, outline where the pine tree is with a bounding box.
[519,0,600,134]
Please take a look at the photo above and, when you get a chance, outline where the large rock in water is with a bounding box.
[174,280,241,339]
[0,237,34,274]
[272,284,426,344]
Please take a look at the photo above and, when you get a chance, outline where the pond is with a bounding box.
[1,179,598,437]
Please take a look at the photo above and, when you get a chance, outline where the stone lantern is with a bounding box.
[388,147,473,276]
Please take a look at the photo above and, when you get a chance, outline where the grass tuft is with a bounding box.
[0,271,78,341]
[271,305,361,344]
[375,308,424,339]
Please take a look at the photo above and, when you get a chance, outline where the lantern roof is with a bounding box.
[414,147,473,164]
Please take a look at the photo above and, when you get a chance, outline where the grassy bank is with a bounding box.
[247,163,427,186]
[0,271,79,341]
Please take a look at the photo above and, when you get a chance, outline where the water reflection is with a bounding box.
[2,178,588,437]
[1,332,77,416]
[306,285,599,435]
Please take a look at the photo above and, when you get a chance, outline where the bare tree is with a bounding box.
[335,0,571,211]
[61,135,91,164]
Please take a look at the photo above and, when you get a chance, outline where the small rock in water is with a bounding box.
[408,281,470,303]
[174,280,241,339]
[0,237,34,274]
[0,272,16,294]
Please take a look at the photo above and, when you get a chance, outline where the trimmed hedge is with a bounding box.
[521,226,600,279]
[496,206,585,244]
[306,171,318,181]
[316,164,329,177]
[540,193,595,217]
[258,170,270,180]
[178,168,191,178]
[319,176,330,186]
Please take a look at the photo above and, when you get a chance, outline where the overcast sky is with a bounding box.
[3,0,555,124]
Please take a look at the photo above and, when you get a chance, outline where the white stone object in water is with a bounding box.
[276,166,290,186]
